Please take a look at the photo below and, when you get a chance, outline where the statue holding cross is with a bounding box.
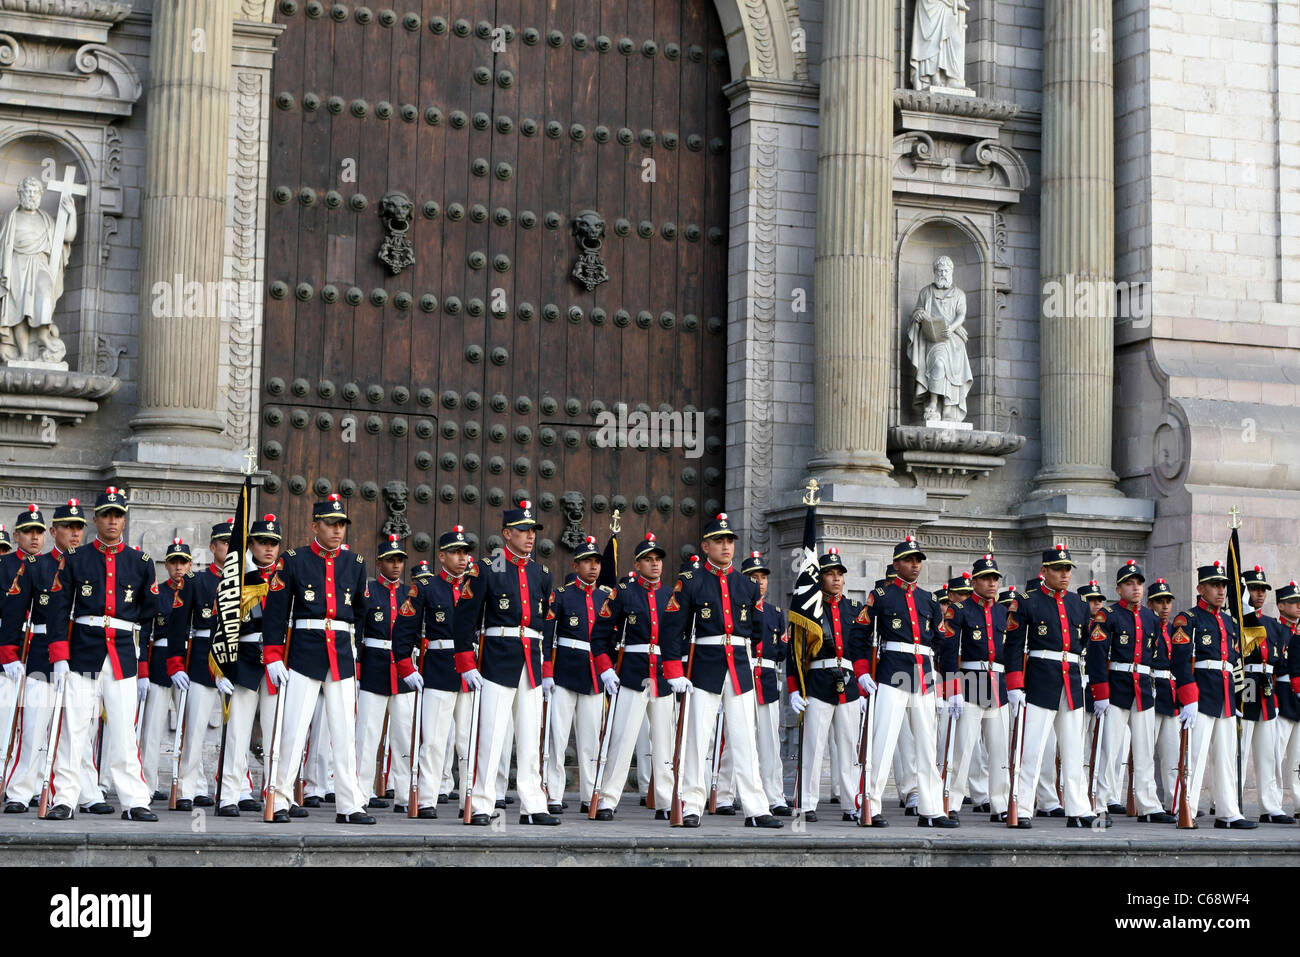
[0,166,86,366]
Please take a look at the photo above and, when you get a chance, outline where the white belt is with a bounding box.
[1151,669,1172,680]
[294,618,355,635]
[425,638,454,651]
[960,660,1005,673]
[695,634,747,648]
[153,638,167,649]
[1110,662,1151,676]
[881,641,932,656]
[809,658,851,671]
[1245,663,1274,675]
[192,629,212,639]
[75,614,137,632]
[1194,659,1232,672]
[363,637,392,650]
[483,626,543,641]
[557,637,592,651]
[755,658,777,670]
[622,643,660,655]
[1028,649,1080,664]
[28,624,47,635]
[239,632,262,645]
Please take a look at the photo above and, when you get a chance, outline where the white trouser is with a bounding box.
[440,719,457,794]
[636,714,652,797]
[870,684,941,819]
[495,714,514,801]
[270,670,364,815]
[715,707,736,807]
[220,682,260,806]
[454,691,474,809]
[0,675,17,767]
[1186,713,1242,821]
[545,686,604,805]
[682,683,766,818]
[355,690,414,801]
[755,700,785,808]
[1036,725,1061,809]
[1278,717,1300,812]
[949,700,1009,813]
[137,683,175,798]
[1016,690,1088,817]
[303,695,333,798]
[414,688,456,809]
[1241,719,1282,816]
[892,712,916,805]
[798,697,860,812]
[1154,713,1181,810]
[52,658,149,810]
[178,683,221,799]
[3,675,93,805]
[967,734,989,804]
[471,671,544,816]
[598,686,674,811]
[828,729,840,799]
[256,680,283,801]
[1098,705,1161,815]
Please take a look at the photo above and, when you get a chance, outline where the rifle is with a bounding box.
[588,687,619,819]
[407,638,424,819]
[1175,723,1194,828]
[940,706,957,815]
[37,672,67,819]
[1087,710,1105,816]
[373,709,390,798]
[462,631,487,824]
[214,689,231,807]
[706,706,724,813]
[856,637,879,827]
[1125,741,1136,816]
[669,629,697,826]
[169,631,195,811]
[2,613,34,786]
[1006,643,1029,828]
[262,624,293,822]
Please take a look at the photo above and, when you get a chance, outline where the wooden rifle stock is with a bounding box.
[3,616,35,784]
[373,710,390,797]
[706,709,723,813]
[1125,742,1136,816]
[1006,648,1028,828]
[462,632,487,824]
[856,639,879,826]
[1087,710,1105,815]
[941,708,956,815]
[38,619,73,818]
[1175,723,1194,828]
[407,638,424,819]
[669,634,696,826]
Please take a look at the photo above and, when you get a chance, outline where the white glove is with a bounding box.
[1008,688,1025,712]
[668,676,692,694]
[170,670,191,692]
[859,695,868,714]
[789,690,808,714]
[265,660,289,688]
[947,694,964,718]
[3,660,23,681]
[52,659,69,689]
[857,673,877,696]
[215,676,234,696]
[403,670,425,691]
[600,668,620,696]
[1178,703,1197,730]
[935,694,947,715]
[541,676,555,700]
[461,667,485,691]
[1093,699,1108,719]
[137,677,149,701]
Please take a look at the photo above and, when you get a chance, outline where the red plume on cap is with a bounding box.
[453,525,464,533]
[1090,579,1098,586]
[1126,559,1136,565]
[962,571,971,580]
[328,493,341,502]
[0,524,6,531]
[1290,581,1298,587]
[105,486,117,494]
[585,536,595,544]
[645,532,655,541]
[751,551,761,558]
[68,498,79,506]
[829,546,839,555]
[717,512,727,520]
[388,533,399,542]
[226,517,234,524]
[690,554,699,562]
[983,553,992,560]
[906,535,915,543]
[1254,565,1262,572]
[1213,560,1222,567]
[172,537,182,544]
[26,503,36,512]
[264,514,277,522]
[520,500,531,509]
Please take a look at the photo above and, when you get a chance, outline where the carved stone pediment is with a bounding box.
[887,424,1025,501]
[0,365,119,447]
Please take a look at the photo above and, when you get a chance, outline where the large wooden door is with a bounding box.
[260,0,731,563]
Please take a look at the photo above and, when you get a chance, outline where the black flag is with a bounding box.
[210,476,251,683]
[787,502,823,697]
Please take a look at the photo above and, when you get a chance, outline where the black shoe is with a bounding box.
[269,809,290,823]
[193,795,215,808]
[1067,815,1112,828]
[714,804,737,816]
[151,790,167,803]
[990,811,1008,823]
[1260,813,1296,824]
[519,812,560,826]
[238,799,263,812]
[367,797,390,809]
[336,811,375,825]
[801,810,818,823]
[1209,805,1216,816]
[842,813,859,822]
[418,806,437,819]
[947,811,961,826]
[771,804,792,817]
[870,815,889,827]
[962,796,972,806]
[393,804,407,814]
[904,806,918,816]
[4,801,27,813]
[548,803,565,815]
[467,813,491,826]
[973,802,991,814]
[121,807,157,822]
[216,804,240,817]
[559,800,569,810]
[44,804,72,820]
[1015,818,1033,829]
[1036,806,1065,818]
[289,804,309,818]
[1107,803,1126,816]
[829,795,839,805]
[171,799,193,812]
[437,793,449,804]
[1215,818,1258,829]
[918,814,958,828]
[504,795,515,805]
[594,808,614,821]
[1138,812,1177,823]
[324,792,336,803]
[494,798,507,809]
[80,802,114,815]
[579,802,590,814]
[447,790,458,801]
[384,788,395,799]
[639,796,647,806]
[304,796,323,808]
[681,814,701,828]
[745,814,782,828]
[654,809,670,821]
[27,796,38,807]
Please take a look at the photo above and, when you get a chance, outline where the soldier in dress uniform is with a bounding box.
[856,537,957,828]
[0,525,10,555]
[788,547,868,822]
[354,534,415,811]
[661,514,780,828]
[408,558,459,804]
[216,514,282,816]
[942,554,1011,822]
[742,551,789,816]
[137,539,191,802]
[1173,560,1256,828]
[1144,578,1184,811]
[1004,544,1096,827]
[165,519,234,810]
[42,487,156,820]
[1272,581,1300,816]
[538,535,609,814]
[589,533,676,820]
[262,493,374,825]
[1241,566,1294,823]
[946,574,973,605]
[393,526,475,818]
[1087,560,1188,823]
[452,502,558,825]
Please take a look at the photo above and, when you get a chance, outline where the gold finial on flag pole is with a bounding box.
[802,478,821,507]
[609,507,621,535]
[1229,504,1241,530]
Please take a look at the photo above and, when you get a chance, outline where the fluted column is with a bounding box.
[1032,0,1120,497]
[807,0,895,485]
[130,0,233,441]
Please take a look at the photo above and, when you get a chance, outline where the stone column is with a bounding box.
[807,0,895,485]
[129,0,234,447]
[1032,0,1120,497]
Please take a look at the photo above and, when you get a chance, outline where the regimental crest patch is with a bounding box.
[1037,623,1048,636]
[665,595,680,612]
[1091,624,1108,641]
[173,589,185,608]
[855,606,871,625]
[701,607,713,620]
[599,598,613,618]
[433,610,446,623]
[5,573,20,596]
[269,573,285,592]
[460,582,473,600]
[568,616,580,628]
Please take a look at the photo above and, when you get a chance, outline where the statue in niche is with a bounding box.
[0,175,78,365]
[910,0,971,93]
[907,255,972,425]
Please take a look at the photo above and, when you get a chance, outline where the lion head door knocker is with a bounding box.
[378,191,416,274]
[570,210,609,292]
[381,480,412,540]
[559,491,588,552]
